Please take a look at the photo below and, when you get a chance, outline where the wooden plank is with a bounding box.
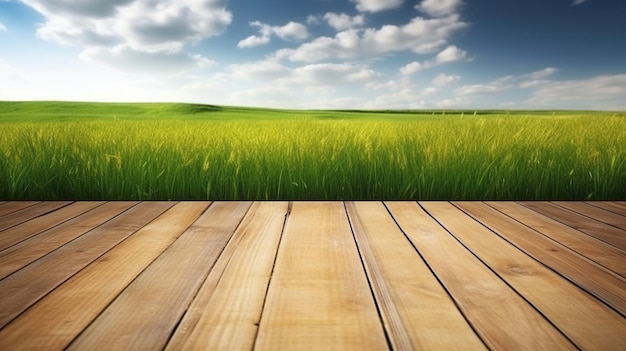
[421,201,626,351]
[0,202,210,351]
[388,201,575,350]
[67,202,251,351]
[0,201,136,279]
[456,202,626,316]
[587,201,626,215]
[0,201,103,252]
[0,201,40,217]
[0,201,170,329]
[486,201,626,278]
[254,202,388,350]
[166,202,289,350]
[554,201,626,230]
[347,202,487,351]
[0,201,71,232]
[522,201,626,250]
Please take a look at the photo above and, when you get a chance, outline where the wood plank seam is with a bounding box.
[554,202,626,231]
[418,202,579,348]
[345,202,398,351]
[454,202,626,319]
[385,201,491,349]
[250,201,292,346]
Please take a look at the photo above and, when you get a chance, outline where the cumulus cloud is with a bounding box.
[455,67,559,96]
[284,63,379,85]
[17,0,231,72]
[230,60,290,80]
[433,73,460,86]
[435,45,468,63]
[400,62,423,75]
[351,0,403,13]
[80,45,214,73]
[526,74,626,109]
[24,0,232,53]
[238,21,309,48]
[400,45,468,75]
[323,13,365,31]
[276,15,467,62]
[416,0,463,17]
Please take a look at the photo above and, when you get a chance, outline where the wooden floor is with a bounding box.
[0,201,624,350]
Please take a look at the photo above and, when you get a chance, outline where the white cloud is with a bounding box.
[273,22,309,41]
[237,35,270,49]
[80,45,214,73]
[238,21,309,48]
[306,15,320,25]
[230,60,290,80]
[276,14,467,63]
[455,84,503,96]
[433,73,460,86]
[24,0,232,53]
[526,74,626,109]
[416,0,463,17]
[455,67,559,96]
[323,13,365,31]
[351,0,403,13]
[435,45,468,63]
[0,23,7,32]
[400,45,468,75]
[284,63,379,86]
[400,62,423,75]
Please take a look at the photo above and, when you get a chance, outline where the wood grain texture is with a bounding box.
[0,201,169,328]
[554,201,626,230]
[455,201,626,317]
[0,201,71,232]
[348,201,486,351]
[421,201,626,351]
[0,202,209,350]
[587,201,626,215]
[486,201,626,278]
[521,201,626,250]
[0,201,40,217]
[0,201,102,252]
[254,202,388,351]
[0,201,136,279]
[0,201,623,350]
[390,202,574,351]
[67,202,251,351]
[166,202,289,351]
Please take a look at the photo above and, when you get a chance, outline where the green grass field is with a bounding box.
[1,101,625,200]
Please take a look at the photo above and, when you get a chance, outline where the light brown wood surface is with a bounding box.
[166,202,289,350]
[522,201,626,250]
[0,201,625,350]
[455,201,626,316]
[254,202,388,350]
[0,202,209,350]
[348,202,487,350]
[421,201,626,351]
[486,201,626,278]
[389,202,575,350]
[0,201,71,232]
[0,201,40,217]
[554,201,626,230]
[0,201,170,328]
[0,201,137,279]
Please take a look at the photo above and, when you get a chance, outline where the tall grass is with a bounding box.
[1,103,624,200]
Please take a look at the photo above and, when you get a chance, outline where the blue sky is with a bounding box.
[0,0,624,109]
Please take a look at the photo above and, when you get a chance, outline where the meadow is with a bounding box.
[1,101,624,200]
